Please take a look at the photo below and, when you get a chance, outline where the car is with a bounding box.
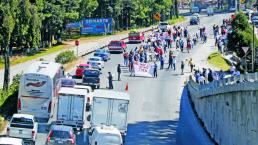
[108,40,127,53]
[59,78,76,87]
[87,56,104,70]
[46,125,76,145]
[82,68,101,89]
[7,114,38,144]
[75,63,91,78]
[158,22,170,32]
[0,137,24,145]
[128,31,145,43]
[190,16,199,25]
[229,6,236,12]
[89,125,123,145]
[93,49,111,61]
[190,6,200,13]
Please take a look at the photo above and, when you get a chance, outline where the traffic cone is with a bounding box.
[125,83,128,91]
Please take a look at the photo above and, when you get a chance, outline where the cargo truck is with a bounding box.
[89,90,130,140]
[56,87,91,130]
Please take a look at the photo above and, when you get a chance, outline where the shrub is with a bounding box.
[55,50,76,64]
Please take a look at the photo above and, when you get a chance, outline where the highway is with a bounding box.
[35,12,231,145]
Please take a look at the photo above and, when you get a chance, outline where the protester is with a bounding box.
[108,72,113,89]
[160,56,164,70]
[153,62,158,78]
[181,61,185,75]
[172,56,176,70]
[123,51,129,66]
[167,54,173,69]
[188,58,195,72]
[117,64,121,81]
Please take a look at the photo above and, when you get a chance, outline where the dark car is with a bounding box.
[93,49,111,61]
[82,69,100,89]
[46,125,76,145]
[59,78,76,88]
[190,16,199,25]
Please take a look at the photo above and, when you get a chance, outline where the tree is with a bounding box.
[79,0,98,18]
[0,3,15,91]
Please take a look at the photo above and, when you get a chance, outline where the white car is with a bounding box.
[87,56,105,70]
[0,137,24,145]
[89,125,123,145]
[7,114,38,144]
[158,22,170,32]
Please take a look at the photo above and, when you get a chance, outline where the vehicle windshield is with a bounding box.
[83,70,100,77]
[160,22,168,25]
[51,130,71,139]
[89,58,100,61]
[100,134,121,144]
[61,79,76,87]
[10,117,34,129]
[95,49,105,53]
[129,32,140,36]
[78,65,89,69]
[110,41,121,46]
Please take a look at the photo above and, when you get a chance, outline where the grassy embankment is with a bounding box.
[208,52,230,71]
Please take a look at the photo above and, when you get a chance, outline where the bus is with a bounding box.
[17,61,65,120]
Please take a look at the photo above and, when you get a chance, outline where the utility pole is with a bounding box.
[175,0,178,18]
[252,24,255,72]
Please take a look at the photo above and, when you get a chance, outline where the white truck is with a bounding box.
[7,114,38,144]
[56,87,91,130]
[90,90,130,140]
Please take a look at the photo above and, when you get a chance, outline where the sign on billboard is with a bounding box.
[81,18,113,34]
[66,22,81,29]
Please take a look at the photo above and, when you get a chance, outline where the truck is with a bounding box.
[90,90,130,140]
[56,87,91,130]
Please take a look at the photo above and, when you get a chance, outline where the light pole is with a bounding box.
[252,24,255,72]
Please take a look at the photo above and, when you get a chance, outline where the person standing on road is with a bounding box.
[123,51,129,66]
[153,62,158,77]
[167,54,173,69]
[181,61,185,75]
[160,56,164,70]
[108,72,113,89]
[117,64,121,81]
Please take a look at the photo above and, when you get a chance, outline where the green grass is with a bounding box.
[168,16,186,25]
[208,52,230,71]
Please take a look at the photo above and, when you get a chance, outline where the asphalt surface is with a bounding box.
[33,13,231,145]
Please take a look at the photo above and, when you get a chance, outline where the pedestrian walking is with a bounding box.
[188,58,195,72]
[153,62,158,77]
[117,64,121,81]
[181,61,185,75]
[172,56,176,70]
[108,72,113,89]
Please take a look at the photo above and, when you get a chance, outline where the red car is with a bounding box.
[75,63,91,78]
[128,31,145,43]
[108,40,127,53]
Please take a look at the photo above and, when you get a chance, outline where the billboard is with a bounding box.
[81,18,113,34]
[66,22,81,29]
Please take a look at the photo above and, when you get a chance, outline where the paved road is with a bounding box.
[34,13,230,145]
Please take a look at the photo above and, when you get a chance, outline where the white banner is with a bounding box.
[134,61,154,77]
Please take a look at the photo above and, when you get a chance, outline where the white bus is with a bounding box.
[18,61,65,120]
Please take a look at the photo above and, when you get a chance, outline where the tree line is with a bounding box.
[0,0,178,90]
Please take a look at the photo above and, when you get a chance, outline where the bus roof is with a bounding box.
[58,87,89,96]
[24,61,62,78]
[93,90,130,100]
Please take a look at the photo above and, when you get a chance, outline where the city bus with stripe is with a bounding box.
[17,61,65,120]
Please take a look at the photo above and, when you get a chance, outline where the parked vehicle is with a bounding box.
[56,87,90,129]
[59,78,76,88]
[207,7,214,16]
[7,114,38,144]
[229,6,236,12]
[18,61,65,119]
[158,22,170,32]
[82,69,101,89]
[0,137,24,145]
[46,125,76,145]
[90,90,130,140]
[75,64,91,78]
[128,31,145,43]
[87,56,104,70]
[94,49,111,61]
[108,40,127,53]
[89,125,123,145]
[190,16,199,25]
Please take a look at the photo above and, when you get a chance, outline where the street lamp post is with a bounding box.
[252,24,255,72]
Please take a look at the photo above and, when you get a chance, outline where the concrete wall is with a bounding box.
[176,87,214,145]
[187,73,258,145]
